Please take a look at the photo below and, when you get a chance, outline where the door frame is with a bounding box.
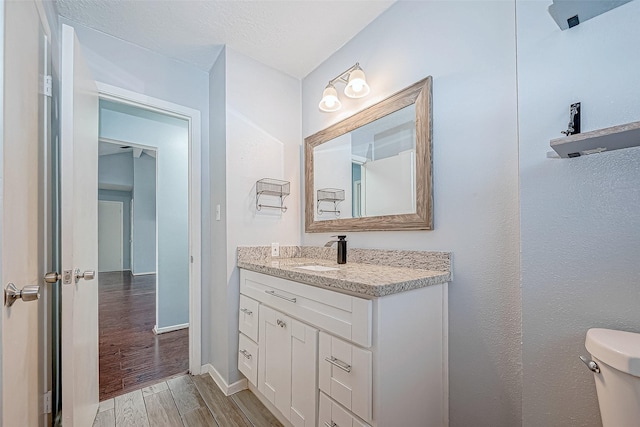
[96,82,202,375]
[97,200,124,272]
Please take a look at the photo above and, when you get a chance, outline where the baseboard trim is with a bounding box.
[201,363,247,396]
[153,323,189,334]
[132,271,156,276]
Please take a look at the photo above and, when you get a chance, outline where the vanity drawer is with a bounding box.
[239,295,260,342]
[240,269,372,348]
[238,333,258,386]
[319,332,372,423]
[319,392,371,427]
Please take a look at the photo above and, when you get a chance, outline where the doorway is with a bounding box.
[98,200,124,272]
[96,100,195,400]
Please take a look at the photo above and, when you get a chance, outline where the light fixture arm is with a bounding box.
[327,63,362,87]
[318,62,370,112]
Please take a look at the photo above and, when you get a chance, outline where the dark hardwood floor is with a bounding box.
[99,271,189,401]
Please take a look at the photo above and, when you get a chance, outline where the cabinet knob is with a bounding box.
[276,319,286,328]
[239,349,252,360]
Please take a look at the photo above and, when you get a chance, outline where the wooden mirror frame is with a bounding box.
[305,76,433,232]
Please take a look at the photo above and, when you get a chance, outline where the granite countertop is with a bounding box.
[237,246,452,299]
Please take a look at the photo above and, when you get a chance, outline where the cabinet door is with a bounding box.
[258,305,292,418]
[290,320,318,427]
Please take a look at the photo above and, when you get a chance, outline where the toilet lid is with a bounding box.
[585,328,640,376]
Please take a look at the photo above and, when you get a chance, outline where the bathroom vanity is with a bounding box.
[236,246,451,427]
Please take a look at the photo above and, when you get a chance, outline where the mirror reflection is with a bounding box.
[314,105,416,221]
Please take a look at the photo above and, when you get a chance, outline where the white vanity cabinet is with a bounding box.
[238,268,448,427]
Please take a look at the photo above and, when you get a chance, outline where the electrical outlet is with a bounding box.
[271,242,280,257]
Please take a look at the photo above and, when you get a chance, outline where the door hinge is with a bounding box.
[190,256,194,263]
[43,75,52,97]
[43,390,52,414]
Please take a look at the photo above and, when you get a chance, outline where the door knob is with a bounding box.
[74,269,95,283]
[4,283,40,307]
[44,270,74,285]
[44,271,61,283]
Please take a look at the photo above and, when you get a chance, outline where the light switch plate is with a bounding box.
[271,242,279,257]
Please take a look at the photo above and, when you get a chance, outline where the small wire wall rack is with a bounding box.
[256,178,290,212]
[317,188,345,217]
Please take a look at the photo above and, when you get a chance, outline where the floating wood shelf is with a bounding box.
[550,120,640,158]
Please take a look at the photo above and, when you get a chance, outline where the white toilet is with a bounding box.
[584,328,640,427]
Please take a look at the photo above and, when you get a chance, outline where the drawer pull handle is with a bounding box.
[325,422,338,427]
[276,319,286,328]
[239,349,252,360]
[240,308,253,315]
[265,290,297,303]
[325,356,351,373]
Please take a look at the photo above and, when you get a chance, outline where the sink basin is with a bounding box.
[294,265,339,272]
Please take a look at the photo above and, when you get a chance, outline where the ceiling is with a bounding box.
[55,0,395,78]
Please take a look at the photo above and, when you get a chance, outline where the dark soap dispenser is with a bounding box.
[337,235,347,264]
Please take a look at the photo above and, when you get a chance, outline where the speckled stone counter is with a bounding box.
[237,246,452,298]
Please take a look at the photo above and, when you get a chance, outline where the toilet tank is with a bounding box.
[585,328,640,427]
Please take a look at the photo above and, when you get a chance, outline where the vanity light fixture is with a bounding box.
[318,62,370,112]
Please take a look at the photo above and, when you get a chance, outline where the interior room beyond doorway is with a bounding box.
[97,100,191,399]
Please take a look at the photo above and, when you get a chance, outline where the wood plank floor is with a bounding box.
[94,374,283,427]
[100,271,189,401]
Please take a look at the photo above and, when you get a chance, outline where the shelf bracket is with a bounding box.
[561,102,581,137]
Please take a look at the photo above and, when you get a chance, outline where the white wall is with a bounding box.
[302,2,521,425]
[100,108,189,329]
[132,154,156,274]
[207,46,302,384]
[517,1,640,425]
[314,133,353,219]
[362,150,415,216]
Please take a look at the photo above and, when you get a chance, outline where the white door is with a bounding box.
[1,1,48,425]
[60,24,100,426]
[98,200,123,272]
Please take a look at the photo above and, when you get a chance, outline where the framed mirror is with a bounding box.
[305,76,432,232]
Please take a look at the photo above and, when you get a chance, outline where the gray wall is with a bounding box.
[97,189,132,271]
[208,47,228,381]
[100,107,189,330]
[517,1,640,425]
[98,152,133,191]
[132,154,156,274]
[302,2,521,426]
